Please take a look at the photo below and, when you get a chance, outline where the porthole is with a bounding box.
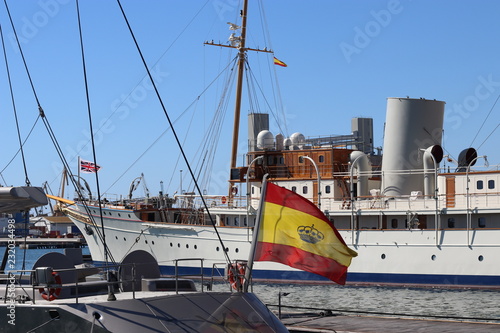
[216,247,220,252]
[194,245,197,250]
[431,255,436,261]
[115,236,118,240]
[381,254,386,259]
[225,247,229,252]
[128,214,131,218]
[152,241,155,245]
[170,242,173,247]
[123,237,126,241]
[478,255,484,262]
[186,244,189,249]
[178,243,181,248]
[235,248,239,253]
[145,240,148,244]
[118,213,121,217]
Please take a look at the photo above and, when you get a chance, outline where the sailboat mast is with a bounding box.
[228,0,249,200]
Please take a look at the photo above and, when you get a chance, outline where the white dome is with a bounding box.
[257,130,274,150]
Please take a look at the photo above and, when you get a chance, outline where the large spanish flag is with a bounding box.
[254,182,357,284]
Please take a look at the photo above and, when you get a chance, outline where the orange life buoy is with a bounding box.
[228,263,245,291]
[221,196,227,204]
[39,272,62,301]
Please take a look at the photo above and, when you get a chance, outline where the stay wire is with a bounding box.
[116,0,233,265]
[76,0,111,267]
[3,0,114,264]
[0,24,31,186]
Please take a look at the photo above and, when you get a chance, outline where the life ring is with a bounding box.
[39,272,62,301]
[231,187,238,195]
[227,263,245,291]
[221,196,227,204]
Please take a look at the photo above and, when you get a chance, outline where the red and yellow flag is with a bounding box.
[273,57,287,67]
[254,182,357,284]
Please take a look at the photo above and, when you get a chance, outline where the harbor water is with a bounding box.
[2,247,499,322]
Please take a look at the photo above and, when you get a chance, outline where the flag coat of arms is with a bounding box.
[254,182,357,285]
[79,159,101,173]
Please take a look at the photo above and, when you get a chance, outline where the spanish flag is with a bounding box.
[254,182,357,284]
[273,56,287,67]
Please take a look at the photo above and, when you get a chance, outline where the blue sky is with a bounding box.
[1,0,499,204]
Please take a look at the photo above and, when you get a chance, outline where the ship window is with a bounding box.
[216,246,220,251]
[226,217,229,225]
[123,237,126,241]
[178,243,181,248]
[291,186,297,193]
[302,186,308,194]
[118,213,121,217]
[447,218,455,228]
[170,242,173,247]
[477,180,483,190]
[478,217,486,228]
[244,217,247,226]
[251,187,254,194]
[488,180,495,189]
[391,218,398,228]
[235,217,239,226]
[279,157,284,164]
[325,185,331,194]
[319,155,324,163]
[186,244,189,249]
[268,156,274,165]
[152,241,155,245]
[194,245,197,250]
[235,248,239,253]
[145,240,148,244]
[299,156,304,163]
[478,255,484,262]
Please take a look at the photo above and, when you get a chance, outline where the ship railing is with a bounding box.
[173,258,205,292]
[2,260,202,305]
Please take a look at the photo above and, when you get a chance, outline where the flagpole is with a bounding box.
[243,174,268,292]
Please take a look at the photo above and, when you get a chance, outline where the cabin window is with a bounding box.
[477,180,483,190]
[447,218,455,228]
[478,217,486,228]
[279,157,284,164]
[325,185,331,194]
[319,155,324,163]
[291,186,297,193]
[244,217,247,226]
[235,217,239,226]
[226,217,229,225]
[302,186,308,194]
[268,156,274,165]
[251,186,254,194]
[488,180,495,189]
[299,156,304,163]
[391,218,398,229]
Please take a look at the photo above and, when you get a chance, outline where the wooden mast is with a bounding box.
[228,0,249,201]
[204,0,272,202]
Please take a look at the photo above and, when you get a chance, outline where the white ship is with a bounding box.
[49,2,500,288]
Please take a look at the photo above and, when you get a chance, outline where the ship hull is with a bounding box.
[66,204,500,288]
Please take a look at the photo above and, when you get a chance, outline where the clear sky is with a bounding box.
[1,0,500,205]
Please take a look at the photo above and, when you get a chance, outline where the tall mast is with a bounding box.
[204,0,272,200]
[228,0,249,201]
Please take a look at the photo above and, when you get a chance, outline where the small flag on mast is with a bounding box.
[79,158,101,173]
[273,57,287,67]
[253,182,357,285]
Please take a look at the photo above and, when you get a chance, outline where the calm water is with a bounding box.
[2,247,499,321]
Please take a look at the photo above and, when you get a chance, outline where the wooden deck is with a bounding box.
[281,313,500,333]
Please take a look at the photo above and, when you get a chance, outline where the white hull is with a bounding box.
[65,202,500,287]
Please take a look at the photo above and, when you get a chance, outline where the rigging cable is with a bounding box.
[470,94,500,152]
[116,0,233,265]
[0,24,31,186]
[75,0,113,272]
[2,0,115,264]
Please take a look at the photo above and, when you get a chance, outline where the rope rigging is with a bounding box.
[115,0,234,266]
